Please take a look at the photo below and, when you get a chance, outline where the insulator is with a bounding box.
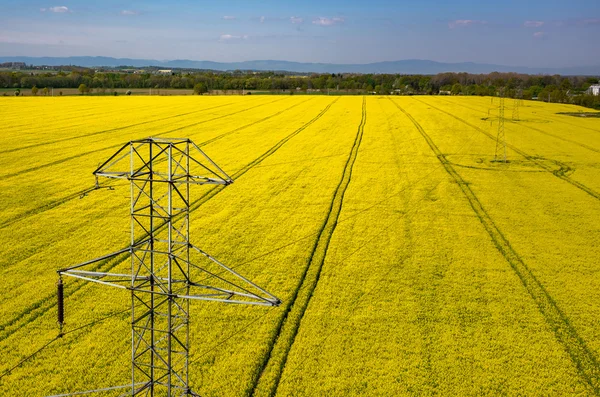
[57,278,64,330]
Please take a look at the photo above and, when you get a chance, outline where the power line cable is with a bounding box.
[0,336,60,382]
[61,308,131,336]
[46,382,145,397]
[188,307,276,366]
[0,308,130,383]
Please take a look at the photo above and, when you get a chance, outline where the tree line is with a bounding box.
[1,68,599,109]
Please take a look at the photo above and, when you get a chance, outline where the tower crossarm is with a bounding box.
[92,137,233,186]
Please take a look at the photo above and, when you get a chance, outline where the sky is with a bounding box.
[0,0,599,67]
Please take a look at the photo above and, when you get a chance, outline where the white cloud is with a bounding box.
[290,16,304,24]
[533,31,547,39]
[448,19,486,29]
[219,34,248,41]
[260,16,265,23]
[524,20,544,28]
[120,10,139,16]
[222,16,236,20]
[312,17,344,26]
[40,6,70,13]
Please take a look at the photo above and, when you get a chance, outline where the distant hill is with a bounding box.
[1,56,599,75]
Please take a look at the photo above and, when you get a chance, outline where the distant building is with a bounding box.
[157,69,173,75]
[587,84,600,96]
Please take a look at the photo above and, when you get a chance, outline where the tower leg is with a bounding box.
[130,140,192,395]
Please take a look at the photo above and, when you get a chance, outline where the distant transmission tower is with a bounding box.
[512,89,522,121]
[57,137,280,396]
[494,92,507,162]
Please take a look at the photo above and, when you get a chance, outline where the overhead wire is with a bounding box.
[188,307,277,366]
[0,336,61,383]
[0,308,130,383]
[46,382,144,397]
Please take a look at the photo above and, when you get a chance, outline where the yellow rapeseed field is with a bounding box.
[0,95,599,396]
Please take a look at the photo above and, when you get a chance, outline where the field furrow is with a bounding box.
[0,97,288,181]
[0,97,313,229]
[393,98,600,395]
[412,97,600,200]
[274,96,594,396]
[0,100,238,154]
[0,97,338,341]
[0,95,598,396]
[441,96,600,134]
[435,96,600,153]
[250,97,366,397]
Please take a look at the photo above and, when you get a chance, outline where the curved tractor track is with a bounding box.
[390,98,600,396]
[436,97,600,154]
[412,97,600,201]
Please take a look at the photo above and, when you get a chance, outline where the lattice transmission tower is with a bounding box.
[494,91,507,162]
[57,137,280,396]
[512,89,523,122]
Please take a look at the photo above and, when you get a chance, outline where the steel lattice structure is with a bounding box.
[512,89,523,122]
[512,98,520,121]
[494,93,507,163]
[57,137,280,396]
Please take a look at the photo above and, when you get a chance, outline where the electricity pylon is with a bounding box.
[494,93,507,162]
[512,89,522,121]
[57,137,280,396]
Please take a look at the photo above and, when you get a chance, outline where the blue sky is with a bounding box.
[1,0,599,67]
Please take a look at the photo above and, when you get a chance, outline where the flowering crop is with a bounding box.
[0,95,599,396]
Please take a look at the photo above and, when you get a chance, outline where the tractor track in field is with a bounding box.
[0,98,312,231]
[0,97,339,344]
[3,103,163,132]
[2,104,128,128]
[391,98,600,396]
[412,97,600,201]
[0,249,130,343]
[437,97,600,153]
[437,97,600,134]
[547,117,600,134]
[249,97,366,397]
[0,97,288,182]
[0,183,112,231]
[0,101,240,155]
[380,98,442,393]
[519,124,600,154]
[196,97,313,147]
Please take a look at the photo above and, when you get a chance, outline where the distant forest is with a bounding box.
[1,68,599,109]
